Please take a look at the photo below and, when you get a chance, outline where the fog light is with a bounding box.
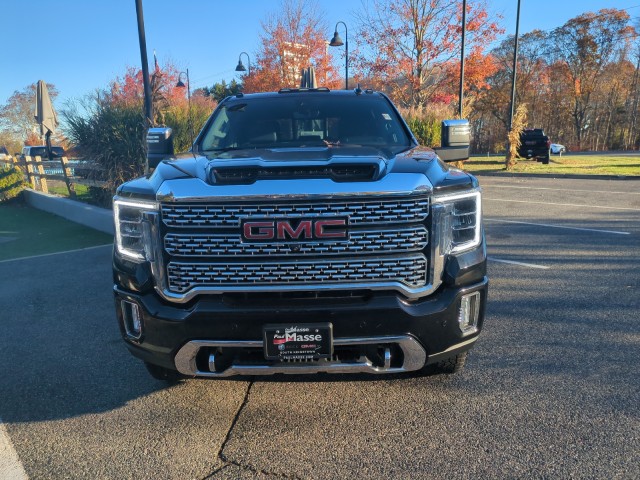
[121,300,143,339]
[458,292,480,335]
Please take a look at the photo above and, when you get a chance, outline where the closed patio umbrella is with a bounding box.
[34,80,59,160]
[300,67,317,89]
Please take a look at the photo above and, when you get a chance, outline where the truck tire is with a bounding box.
[144,362,184,383]
[413,352,468,377]
[433,351,468,374]
[542,154,550,165]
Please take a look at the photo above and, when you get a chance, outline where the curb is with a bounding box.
[23,190,114,235]
[472,171,640,181]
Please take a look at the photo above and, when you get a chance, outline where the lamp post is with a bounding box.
[176,69,190,106]
[458,0,467,118]
[329,21,348,90]
[176,69,194,147]
[134,0,153,174]
[235,52,251,75]
[508,0,522,132]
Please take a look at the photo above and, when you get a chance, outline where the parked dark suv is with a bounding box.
[518,129,551,164]
[22,146,65,159]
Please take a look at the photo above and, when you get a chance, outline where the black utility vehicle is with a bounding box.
[113,88,487,381]
[518,128,551,164]
[21,145,65,159]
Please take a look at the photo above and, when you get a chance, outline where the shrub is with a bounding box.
[398,104,455,147]
[164,96,216,153]
[63,91,216,208]
[64,98,147,207]
[506,104,528,170]
[0,166,26,202]
[405,116,441,147]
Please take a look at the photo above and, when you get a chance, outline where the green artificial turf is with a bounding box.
[0,201,112,261]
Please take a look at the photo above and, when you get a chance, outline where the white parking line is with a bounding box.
[0,421,28,480]
[488,257,550,270]
[485,218,630,235]
[484,198,640,212]
[0,244,112,265]
[482,184,640,195]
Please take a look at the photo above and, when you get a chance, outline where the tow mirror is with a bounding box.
[434,119,470,162]
[147,127,174,168]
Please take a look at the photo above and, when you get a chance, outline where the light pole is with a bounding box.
[235,52,251,75]
[134,0,153,174]
[508,0,522,132]
[176,70,194,147]
[458,0,467,118]
[176,70,190,106]
[329,21,348,90]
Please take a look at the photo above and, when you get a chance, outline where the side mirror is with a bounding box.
[147,127,174,168]
[434,119,470,162]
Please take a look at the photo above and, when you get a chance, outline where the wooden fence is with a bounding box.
[0,155,106,199]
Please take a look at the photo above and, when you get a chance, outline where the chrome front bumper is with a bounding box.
[174,335,428,377]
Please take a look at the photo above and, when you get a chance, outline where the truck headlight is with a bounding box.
[113,198,158,261]
[434,189,482,254]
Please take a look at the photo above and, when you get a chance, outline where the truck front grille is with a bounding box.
[161,197,429,228]
[164,226,427,257]
[167,255,427,293]
[159,195,430,298]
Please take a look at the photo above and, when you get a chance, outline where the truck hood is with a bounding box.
[116,146,476,201]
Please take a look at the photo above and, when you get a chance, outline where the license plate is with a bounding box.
[525,141,536,145]
[263,323,333,360]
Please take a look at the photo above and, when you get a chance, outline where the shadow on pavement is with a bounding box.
[0,245,171,423]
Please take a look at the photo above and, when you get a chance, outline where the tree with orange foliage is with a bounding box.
[242,0,341,92]
[475,30,549,129]
[108,63,189,125]
[63,61,216,203]
[550,8,633,149]
[106,61,216,151]
[354,0,502,108]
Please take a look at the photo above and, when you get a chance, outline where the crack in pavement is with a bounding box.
[204,380,304,480]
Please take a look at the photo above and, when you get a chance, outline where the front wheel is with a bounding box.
[433,351,468,374]
[412,352,468,377]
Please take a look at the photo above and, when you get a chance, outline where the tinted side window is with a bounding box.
[30,147,47,157]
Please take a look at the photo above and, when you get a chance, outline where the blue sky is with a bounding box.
[1,0,639,108]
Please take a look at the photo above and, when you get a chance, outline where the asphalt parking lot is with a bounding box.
[1,175,638,479]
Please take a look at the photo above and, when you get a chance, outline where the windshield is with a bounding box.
[199,94,412,154]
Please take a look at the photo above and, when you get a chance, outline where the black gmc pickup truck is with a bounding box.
[113,88,487,381]
[518,128,551,164]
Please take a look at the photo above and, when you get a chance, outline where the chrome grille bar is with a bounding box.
[161,196,429,228]
[167,254,428,293]
[164,225,428,257]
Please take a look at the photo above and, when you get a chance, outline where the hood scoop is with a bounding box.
[211,163,378,184]
[207,153,387,185]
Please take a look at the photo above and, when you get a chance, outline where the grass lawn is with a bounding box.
[0,200,112,262]
[47,183,94,202]
[464,155,640,176]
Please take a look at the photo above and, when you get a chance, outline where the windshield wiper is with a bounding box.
[207,146,244,153]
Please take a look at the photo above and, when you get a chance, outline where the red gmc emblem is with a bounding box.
[241,218,348,242]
